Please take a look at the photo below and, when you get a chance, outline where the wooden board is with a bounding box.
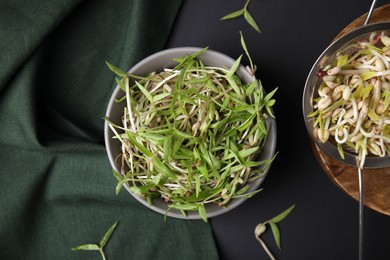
[312,4,390,216]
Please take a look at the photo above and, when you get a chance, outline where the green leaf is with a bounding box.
[337,143,345,160]
[129,186,142,196]
[368,109,380,122]
[269,204,295,223]
[239,146,259,158]
[99,221,118,248]
[235,184,249,195]
[172,128,196,139]
[173,47,208,70]
[220,9,245,20]
[270,222,281,249]
[360,71,377,81]
[265,105,275,118]
[226,76,243,97]
[72,244,100,251]
[240,31,255,73]
[153,92,171,102]
[198,204,208,223]
[126,132,153,157]
[220,0,261,33]
[237,112,256,132]
[112,170,124,182]
[163,137,173,161]
[243,10,261,33]
[227,55,243,77]
[169,203,199,211]
[382,90,390,111]
[116,179,125,195]
[360,83,373,100]
[264,87,278,103]
[199,142,220,175]
[267,99,276,107]
[336,55,349,67]
[135,81,153,102]
[152,173,164,185]
[152,155,177,180]
[105,61,127,77]
[246,80,257,96]
[115,77,126,91]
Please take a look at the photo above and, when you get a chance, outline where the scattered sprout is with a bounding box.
[72,221,118,260]
[254,205,295,260]
[220,0,261,33]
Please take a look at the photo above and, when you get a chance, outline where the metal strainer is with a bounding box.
[302,1,390,259]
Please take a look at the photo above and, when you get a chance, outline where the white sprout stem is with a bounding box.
[255,236,276,260]
[335,127,349,143]
[149,72,179,93]
[370,48,390,69]
[239,123,252,143]
[351,98,358,123]
[350,113,364,137]
[122,111,128,156]
[357,123,390,142]
[108,123,125,144]
[324,117,331,130]
[125,77,136,131]
[379,138,386,157]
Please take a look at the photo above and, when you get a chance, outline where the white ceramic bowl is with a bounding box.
[104,47,277,219]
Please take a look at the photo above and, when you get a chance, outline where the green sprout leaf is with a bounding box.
[240,31,255,72]
[105,61,127,77]
[99,221,118,248]
[198,204,208,223]
[255,205,295,258]
[72,244,100,251]
[227,54,243,77]
[72,221,119,260]
[243,9,260,33]
[220,0,261,33]
[220,9,245,20]
[112,170,125,195]
[269,222,281,249]
[268,204,295,223]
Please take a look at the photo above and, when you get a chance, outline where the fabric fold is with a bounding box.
[0,0,83,92]
[0,0,219,259]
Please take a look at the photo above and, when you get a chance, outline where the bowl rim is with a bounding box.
[104,47,277,219]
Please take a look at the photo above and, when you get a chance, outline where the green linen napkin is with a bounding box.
[0,0,219,259]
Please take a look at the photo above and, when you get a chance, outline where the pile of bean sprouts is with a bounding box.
[106,48,276,220]
[309,31,390,168]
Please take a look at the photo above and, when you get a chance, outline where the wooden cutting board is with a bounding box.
[312,4,390,216]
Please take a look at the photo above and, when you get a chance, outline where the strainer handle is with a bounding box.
[364,0,378,25]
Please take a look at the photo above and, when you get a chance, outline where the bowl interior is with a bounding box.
[302,22,390,168]
[104,47,277,219]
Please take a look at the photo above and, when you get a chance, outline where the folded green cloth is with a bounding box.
[0,0,219,259]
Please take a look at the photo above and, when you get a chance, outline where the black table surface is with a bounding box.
[166,1,390,259]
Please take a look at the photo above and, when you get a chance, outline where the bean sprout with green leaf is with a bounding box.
[105,34,276,222]
[309,31,390,168]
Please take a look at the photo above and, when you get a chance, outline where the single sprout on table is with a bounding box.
[105,34,277,222]
[220,0,261,33]
[309,31,390,168]
[254,205,295,260]
[72,221,118,260]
